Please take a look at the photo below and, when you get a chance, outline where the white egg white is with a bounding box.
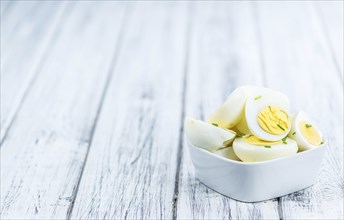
[208,86,250,128]
[243,89,290,141]
[235,112,251,134]
[233,137,298,162]
[213,146,241,161]
[288,111,325,151]
[184,117,236,152]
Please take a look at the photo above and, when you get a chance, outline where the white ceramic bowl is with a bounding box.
[187,141,325,202]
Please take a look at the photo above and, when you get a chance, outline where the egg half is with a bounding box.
[236,88,291,141]
[184,117,236,152]
[208,86,250,128]
[288,111,325,151]
[213,146,241,161]
[233,135,298,162]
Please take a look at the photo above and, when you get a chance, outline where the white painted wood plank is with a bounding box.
[68,2,190,219]
[69,2,189,219]
[0,0,11,15]
[313,1,344,76]
[0,2,127,219]
[256,2,343,219]
[176,2,280,219]
[0,1,66,143]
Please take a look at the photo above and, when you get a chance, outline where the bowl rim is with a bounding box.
[187,140,326,166]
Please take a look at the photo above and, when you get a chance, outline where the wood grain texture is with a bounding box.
[176,2,280,219]
[0,1,66,143]
[256,1,344,219]
[0,2,127,219]
[1,1,343,219]
[69,2,189,219]
[313,0,344,76]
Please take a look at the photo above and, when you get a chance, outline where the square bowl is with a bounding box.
[187,141,326,202]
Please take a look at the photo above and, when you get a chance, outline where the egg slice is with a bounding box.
[288,111,325,151]
[184,117,236,152]
[213,147,241,161]
[233,135,298,162]
[235,113,251,134]
[208,86,251,128]
[238,89,291,141]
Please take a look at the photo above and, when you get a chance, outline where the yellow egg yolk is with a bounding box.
[244,135,281,146]
[298,120,322,146]
[257,106,290,135]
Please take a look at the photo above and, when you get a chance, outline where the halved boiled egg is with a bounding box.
[184,117,236,152]
[236,88,291,141]
[213,146,241,161]
[208,86,250,128]
[288,111,325,151]
[233,135,298,162]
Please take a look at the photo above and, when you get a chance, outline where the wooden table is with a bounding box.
[1,1,343,219]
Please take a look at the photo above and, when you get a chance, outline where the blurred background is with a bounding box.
[1,1,343,219]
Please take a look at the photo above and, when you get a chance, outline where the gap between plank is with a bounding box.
[311,2,343,83]
[277,197,284,220]
[65,5,131,219]
[0,2,72,147]
[172,3,192,220]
